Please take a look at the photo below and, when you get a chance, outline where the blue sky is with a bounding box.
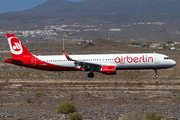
[0,0,84,14]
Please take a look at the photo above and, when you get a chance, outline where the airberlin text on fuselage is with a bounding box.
[115,55,153,63]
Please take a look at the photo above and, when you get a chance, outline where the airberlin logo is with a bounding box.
[8,37,23,55]
[115,55,153,63]
[13,43,21,51]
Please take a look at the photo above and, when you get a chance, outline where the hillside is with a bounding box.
[1,0,180,28]
[1,0,180,41]
[4,0,180,16]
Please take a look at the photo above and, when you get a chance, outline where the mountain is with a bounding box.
[5,0,180,17]
[1,0,180,41]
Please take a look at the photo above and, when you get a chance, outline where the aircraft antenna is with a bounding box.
[63,33,64,50]
[62,33,65,54]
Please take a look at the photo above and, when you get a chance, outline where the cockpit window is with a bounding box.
[164,57,170,60]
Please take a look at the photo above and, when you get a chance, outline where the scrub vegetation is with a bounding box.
[57,102,77,114]
[35,91,43,97]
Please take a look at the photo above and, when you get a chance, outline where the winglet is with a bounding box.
[63,50,73,61]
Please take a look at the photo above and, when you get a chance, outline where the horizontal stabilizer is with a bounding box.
[4,58,23,64]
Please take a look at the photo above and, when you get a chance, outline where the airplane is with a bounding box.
[4,34,176,78]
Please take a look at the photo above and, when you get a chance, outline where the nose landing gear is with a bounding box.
[154,69,159,78]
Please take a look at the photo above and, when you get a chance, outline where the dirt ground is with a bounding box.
[0,38,180,119]
[0,78,180,120]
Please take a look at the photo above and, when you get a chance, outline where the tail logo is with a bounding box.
[13,43,21,51]
[9,37,23,55]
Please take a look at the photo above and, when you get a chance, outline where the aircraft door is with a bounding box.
[31,57,37,66]
[154,54,159,63]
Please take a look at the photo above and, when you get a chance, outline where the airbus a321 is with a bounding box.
[4,34,176,78]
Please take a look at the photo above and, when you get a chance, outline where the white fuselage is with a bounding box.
[35,53,176,70]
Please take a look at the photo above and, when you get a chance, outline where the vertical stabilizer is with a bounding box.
[7,34,33,58]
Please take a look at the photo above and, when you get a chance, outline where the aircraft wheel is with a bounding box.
[155,75,159,78]
[154,69,159,78]
[88,73,94,78]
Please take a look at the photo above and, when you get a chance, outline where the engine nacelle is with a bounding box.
[101,66,116,75]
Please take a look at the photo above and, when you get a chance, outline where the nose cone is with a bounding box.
[171,60,176,67]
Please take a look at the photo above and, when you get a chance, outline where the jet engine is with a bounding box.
[101,66,116,75]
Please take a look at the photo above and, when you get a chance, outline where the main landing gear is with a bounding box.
[154,69,159,78]
[88,67,95,78]
[88,73,94,78]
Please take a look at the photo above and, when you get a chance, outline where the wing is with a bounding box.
[62,50,117,75]
[62,50,101,67]
[63,50,118,77]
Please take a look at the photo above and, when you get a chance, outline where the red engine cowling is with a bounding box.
[101,66,116,75]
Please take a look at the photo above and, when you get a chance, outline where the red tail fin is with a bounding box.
[7,34,33,58]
